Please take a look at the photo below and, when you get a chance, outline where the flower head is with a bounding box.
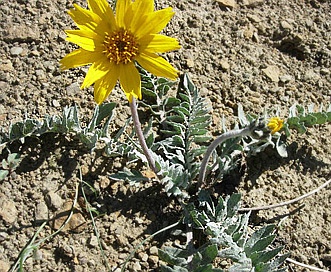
[267,117,284,134]
[60,0,180,104]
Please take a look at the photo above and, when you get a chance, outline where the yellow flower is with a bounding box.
[267,117,284,134]
[60,0,180,104]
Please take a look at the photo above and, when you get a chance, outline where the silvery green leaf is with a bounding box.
[0,170,9,180]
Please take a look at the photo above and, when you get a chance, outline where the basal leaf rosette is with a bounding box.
[60,0,180,104]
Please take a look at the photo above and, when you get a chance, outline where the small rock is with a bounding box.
[244,24,256,39]
[247,14,261,23]
[35,69,46,80]
[66,82,81,95]
[280,20,293,30]
[30,50,40,57]
[0,196,18,224]
[262,65,280,82]
[148,255,159,267]
[45,191,63,210]
[0,60,14,72]
[10,46,23,56]
[216,0,236,9]
[51,201,87,233]
[43,61,55,72]
[185,58,194,68]
[138,252,149,262]
[99,176,111,189]
[35,201,49,221]
[0,232,8,242]
[0,260,10,272]
[4,24,40,41]
[87,259,96,267]
[52,99,60,107]
[88,235,99,248]
[320,68,329,75]
[33,249,43,260]
[252,32,259,43]
[303,70,320,82]
[128,261,141,271]
[242,0,264,7]
[58,31,67,41]
[149,246,159,255]
[219,59,230,71]
[279,74,293,83]
[115,233,128,246]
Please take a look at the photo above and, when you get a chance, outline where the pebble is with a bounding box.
[66,82,81,95]
[35,201,49,221]
[51,201,87,233]
[320,68,329,75]
[4,24,40,41]
[0,196,18,225]
[148,255,159,267]
[0,260,10,272]
[52,99,61,107]
[138,252,149,262]
[149,246,159,255]
[247,14,261,23]
[216,0,236,9]
[88,235,99,248]
[0,232,8,242]
[243,24,256,40]
[185,58,195,68]
[262,65,280,82]
[128,261,141,271]
[219,59,230,71]
[10,46,23,56]
[279,74,293,83]
[242,0,264,7]
[0,60,13,72]
[280,20,293,30]
[303,70,320,82]
[43,61,56,72]
[45,191,63,210]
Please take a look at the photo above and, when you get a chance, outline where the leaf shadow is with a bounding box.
[212,140,330,197]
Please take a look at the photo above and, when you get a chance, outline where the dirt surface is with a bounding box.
[0,0,330,271]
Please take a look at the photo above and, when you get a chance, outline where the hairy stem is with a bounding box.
[130,98,157,173]
[198,127,251,185]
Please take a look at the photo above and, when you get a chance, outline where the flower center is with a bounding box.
[103,29,139,65]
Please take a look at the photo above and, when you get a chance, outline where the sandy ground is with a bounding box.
[0,0,330,271]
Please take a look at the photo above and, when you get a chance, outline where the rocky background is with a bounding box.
[0,0,330,271]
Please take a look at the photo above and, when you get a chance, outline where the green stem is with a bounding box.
[130,98,157,173]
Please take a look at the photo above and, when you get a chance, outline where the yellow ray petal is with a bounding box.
[133,7,174,39]
[132,0,154,14]
[136,52,179,81]
[93,67,119,104]
[130,0,154,30]
[68,4,111,37]
[81,59,113,89]
[116,0,131,28]
[60,49,103,70]
[68,4,100,30]
[118,63,141,102]
[87,0,117,32]
[65,30,104,51]
[139,34,180,53]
